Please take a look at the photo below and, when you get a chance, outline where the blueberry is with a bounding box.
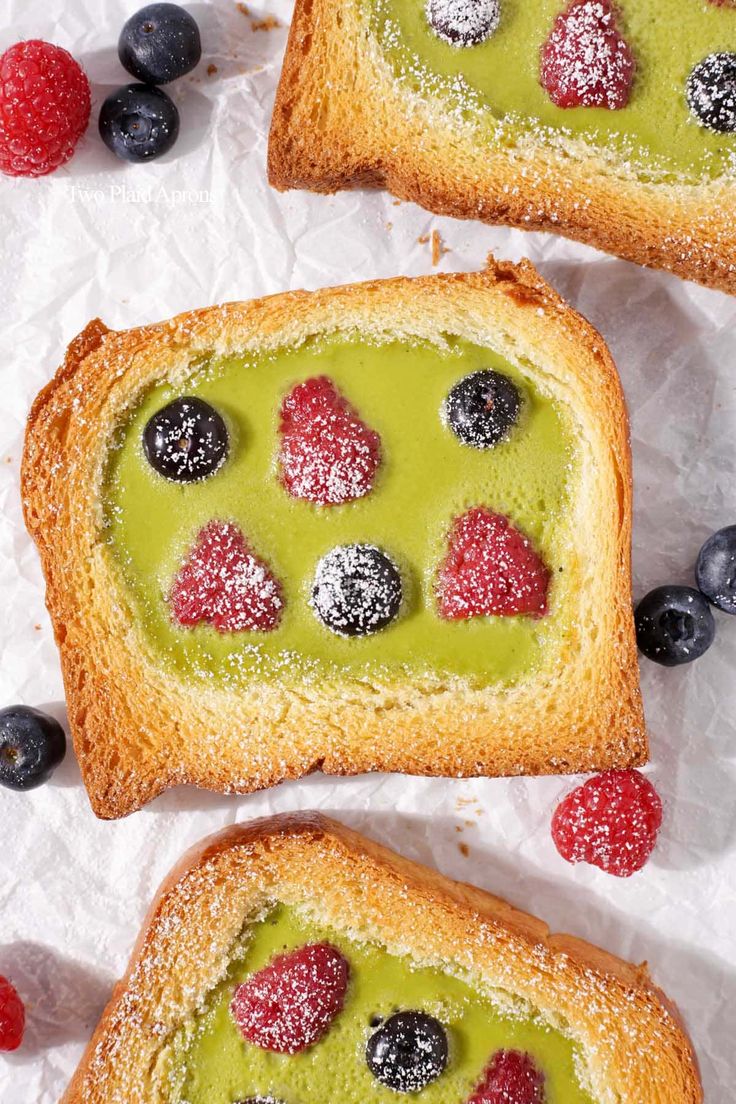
[99,84,179,163]
[366,1011,449,1092]
[426,0,500,46]
[119,3,202,85]
[696,525,736,614]
[686,53,736,133]
[0,706,66,791]
[444,370,521,449]
[311,545,402,637]
[635,585,715,667]
[143,397,229,482]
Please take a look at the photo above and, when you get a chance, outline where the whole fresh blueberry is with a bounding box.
[119,3,202,84]
[143,397,229,482]
[686,53,736,133]
[696,525,736,614]
[635,585,715,667]
[0,706,66,791]
[311,544,403,637]
[444,370,521,449]
[99,84,179,163]
[366,1010,449,1092]
[426,0,500,46]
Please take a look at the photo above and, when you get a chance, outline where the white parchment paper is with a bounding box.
[1,2,736,1101]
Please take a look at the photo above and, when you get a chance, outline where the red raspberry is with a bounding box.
[0,40,90,177]
[0,977,25,1052]
[467,1050,546,1104]
[231,943,349,1053]
[552,770,663,878]
[278,376,381,506]
[436,507,549,620]
[540,0,635,109]
[169,521,283,633]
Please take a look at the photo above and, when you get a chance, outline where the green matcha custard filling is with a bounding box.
[103,335,576,690]
[371,0,736,182]
[167,905,594,1104]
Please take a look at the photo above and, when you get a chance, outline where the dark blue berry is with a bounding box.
[311,545,402,637]
[119,3,202,85]
[366,1011,448,1092]
[444,370,521,449]
[143,397,229,482]
[687,53,736,134]
[696,525,736,614]
[99,84,179,163]
[635,585,715,667]
[0,706,66,791]
[426,0,500,46]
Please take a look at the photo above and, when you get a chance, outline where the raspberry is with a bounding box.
[169,521,283,633]
[436,507,549,620]
[278,376,381,506]
[540,0,634,109]
[231,943,349,1053]
[467,1050,546,1104]
[0,977,25,1052]
[552,770,663,878]
[0,40,90,177]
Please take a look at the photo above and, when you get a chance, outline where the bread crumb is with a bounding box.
[458,842,470,857]
[236,2,250,13]
[252,14,281,30]
[386,221,393,231]
[431,228,448,266]
[34,624,41,631]
[417,233,430,244]
[207,64,218,76]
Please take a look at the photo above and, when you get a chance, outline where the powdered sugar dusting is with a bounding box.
[169,520,283,633]
[278,376,382,506]
[425,0,500,48]
[687,52,736,133]
[230,942,349,1053]
[311,543,403,636]
[540,0,635,110]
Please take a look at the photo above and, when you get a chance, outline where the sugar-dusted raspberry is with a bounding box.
[278,376,381,506]
[0,976,25,1052]
[436,507,549,620]
[552,770,663,878]
[540,0,635,109]
[0,40,90,177]
[467,1050,546,1104]
[231,943,349,1053]
[169,521,283,633]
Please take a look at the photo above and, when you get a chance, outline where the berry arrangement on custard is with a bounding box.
[137,362,550,644]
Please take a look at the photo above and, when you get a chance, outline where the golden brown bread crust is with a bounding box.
[61,812,702,1104]
[268,0,736,295]
[21,260,645,819]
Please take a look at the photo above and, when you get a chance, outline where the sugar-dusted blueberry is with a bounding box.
[311,544,403,637]
[696,525,736,614]
[444,370,521,449]
[426,0,500,47]
[99,83,180,163]
[687,53,736,133]
[635,585,715,667]
[143,397,228,482]
[119,3,202,85]
[0,706,66,792]
[366,1010,449,1092]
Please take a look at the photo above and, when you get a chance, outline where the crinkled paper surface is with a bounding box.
[1,2,736,1101]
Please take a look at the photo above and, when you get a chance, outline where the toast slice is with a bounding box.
[61,812,702,1104]
[22,259,645,819]
[268,0,736,294]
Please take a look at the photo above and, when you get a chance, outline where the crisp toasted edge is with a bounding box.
[60,812,702,1104]
[267,0,736,295]
[21,259,645,819]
